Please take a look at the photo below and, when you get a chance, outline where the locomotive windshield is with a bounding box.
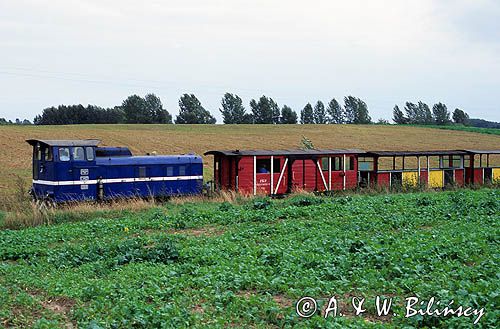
[59,147,70,161]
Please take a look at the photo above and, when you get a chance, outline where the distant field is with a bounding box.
[1,124,499,201]
[411,124,500,136]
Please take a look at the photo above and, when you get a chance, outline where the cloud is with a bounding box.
[0,0,499,121]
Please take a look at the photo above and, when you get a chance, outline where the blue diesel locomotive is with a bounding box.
[27,139,203,202]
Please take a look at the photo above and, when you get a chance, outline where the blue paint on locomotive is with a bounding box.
[26,139,203,202]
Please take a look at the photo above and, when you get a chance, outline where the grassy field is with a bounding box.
[1,124,500,204]
[0,189,498,328]
[410,125,500,136]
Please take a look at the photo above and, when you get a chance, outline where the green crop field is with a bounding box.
[410,125,500,136]
[1,189,498,328]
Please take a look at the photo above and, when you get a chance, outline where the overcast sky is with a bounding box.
[1,0,499,122]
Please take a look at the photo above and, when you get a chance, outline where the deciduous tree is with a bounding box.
[175,94,216,124]
[220,93,248,124]
[452,108,469,125]
[280,105,298,124]
[432,103,451,125]
[393,105,407,124]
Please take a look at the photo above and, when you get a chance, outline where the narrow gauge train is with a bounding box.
[27,139,499,203]
[27,139,203,202]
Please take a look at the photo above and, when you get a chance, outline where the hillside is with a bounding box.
[1,124,499,199]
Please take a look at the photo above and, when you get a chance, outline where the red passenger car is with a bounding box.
[204,149,364,196]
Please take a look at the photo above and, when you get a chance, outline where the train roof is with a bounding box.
[204,149,365,157]
[96,154,202,166]
[462,149,500,154]
[364,150,468,157]
[26,139,101,147]
[364,149,500,157]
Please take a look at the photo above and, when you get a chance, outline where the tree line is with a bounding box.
[221,94,371,124]
[0,118,32,125]
[33,93,373,125]
[28,93,481,127]
[33,93,217,125]
[392,102,469,125]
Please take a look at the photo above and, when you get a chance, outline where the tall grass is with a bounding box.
[2,177,497,230]
[0,177,156,229]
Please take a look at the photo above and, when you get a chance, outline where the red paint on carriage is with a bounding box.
[473,168,483,185]
[205,149,364,196]
[454,169,465,186]
[377,172,391,187]
[419,170,428,185]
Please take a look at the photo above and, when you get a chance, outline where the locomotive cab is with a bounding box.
[26,139,101,202]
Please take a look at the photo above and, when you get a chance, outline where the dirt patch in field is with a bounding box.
[169,226,226,237]
[27,289,77,328]
[236,290,294,309]
[41,297,75,316]
[192,304,205,314]
[272,294,295,309]
[137,226,226,237]
[168,226,225,237]
[135,226,225,238]
[3,305,43,328]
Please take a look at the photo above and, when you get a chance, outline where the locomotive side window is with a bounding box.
[86,147,95,161]
[139,166,146,178]
[73,147,85,161]
[166,166,174,176]
[59,148,70,161]
[35,144,42,161]
[44,147,53,161]
[179,165,186,176]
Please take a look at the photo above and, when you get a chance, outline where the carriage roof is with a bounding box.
[26,139,101,147]
[204,148,365,157]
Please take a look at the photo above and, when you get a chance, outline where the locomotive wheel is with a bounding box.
[33,199,55,212]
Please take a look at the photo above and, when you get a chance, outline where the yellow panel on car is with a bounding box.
[429,170,444,188]
[403,171,418,187]
[493,168,500,184]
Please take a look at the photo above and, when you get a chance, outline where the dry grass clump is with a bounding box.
[0,177,156,229]
[168,190,249,205]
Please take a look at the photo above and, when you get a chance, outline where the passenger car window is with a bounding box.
[86,147,95,161]
[348,157,355,170]
[59,148,70,162]
[321,157,328,171]
[73,147,85,161]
